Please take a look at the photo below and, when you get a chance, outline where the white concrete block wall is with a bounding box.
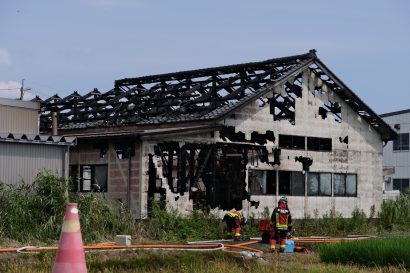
[220,68,384,219]
[138,67,385,219]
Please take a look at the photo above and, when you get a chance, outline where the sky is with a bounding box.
[0,0,409,114]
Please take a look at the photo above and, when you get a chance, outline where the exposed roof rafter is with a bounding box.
[38,49,396,141]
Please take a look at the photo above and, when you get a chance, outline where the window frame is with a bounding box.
[393,178,410,193]
[278,134,305,150]
[333,173,357,197]
[69,164,108,192]
[248,169,276,195]
[278,170,305,196]
[307,137,332,151]
[393,133,409,151]
[307,172,332,196]
[279,134,333,152]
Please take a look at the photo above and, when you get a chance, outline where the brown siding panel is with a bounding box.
[0,106,38,134]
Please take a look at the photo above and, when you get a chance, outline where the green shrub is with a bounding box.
[297,208,374,236]
[75,192,135,242]
[260,206,271,219]
[3,171,410,245]
[379,191,410,230]
[0,172,135,243]
[140,201,225,241]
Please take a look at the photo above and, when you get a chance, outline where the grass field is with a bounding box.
[1,174,410,272]
[319,236,410,269]
[0,250,409,273]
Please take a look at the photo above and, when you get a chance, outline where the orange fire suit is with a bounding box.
[270,202,292,252]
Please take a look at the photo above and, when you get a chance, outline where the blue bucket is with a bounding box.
[284,240,294,253]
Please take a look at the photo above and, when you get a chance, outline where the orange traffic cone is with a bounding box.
[52,203,87,273]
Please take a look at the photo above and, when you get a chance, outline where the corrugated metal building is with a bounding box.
[0,98,76,185]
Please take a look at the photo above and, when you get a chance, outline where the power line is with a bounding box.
[0,79,61,99]
[26,79,70,97]
[0,87,20,90]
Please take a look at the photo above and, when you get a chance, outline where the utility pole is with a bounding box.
[20,79,31,100]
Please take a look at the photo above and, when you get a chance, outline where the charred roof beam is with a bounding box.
[114,51,315,87]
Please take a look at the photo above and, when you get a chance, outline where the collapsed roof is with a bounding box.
[38,49,396,141]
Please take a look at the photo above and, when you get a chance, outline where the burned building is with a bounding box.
[39,50,396,219]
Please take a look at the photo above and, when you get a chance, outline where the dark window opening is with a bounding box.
[393,133,409,151]
[307,172,331,196]
[279,135,305,150]
[74,164,108,192]
[334,173,357,197]
[307,137,332,151]
[279,171,305,196]
[393,178,409,193]
[248,170,276,195]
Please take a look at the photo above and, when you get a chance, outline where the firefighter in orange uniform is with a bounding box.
[270,196,292,252]
[223,209,243,241]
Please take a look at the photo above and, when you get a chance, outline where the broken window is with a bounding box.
[393,178,409,192]
[307,137,332,151]
[73,164,108,192]
[279,135,305,150]
[334,173,357,197]
[248,170,276,195]
[393,133,409,151]
[278,171,305,196]
[307,172,331,196]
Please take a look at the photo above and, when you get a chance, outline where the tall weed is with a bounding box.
[140,201,225,241]
[379,191,410,230]
[297,208,373,236]
[0,172,135,243]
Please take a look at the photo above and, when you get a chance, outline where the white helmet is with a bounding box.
[279,196,288,203]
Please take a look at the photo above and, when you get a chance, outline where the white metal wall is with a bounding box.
[0,142,66,185]
[382,112,410,191]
